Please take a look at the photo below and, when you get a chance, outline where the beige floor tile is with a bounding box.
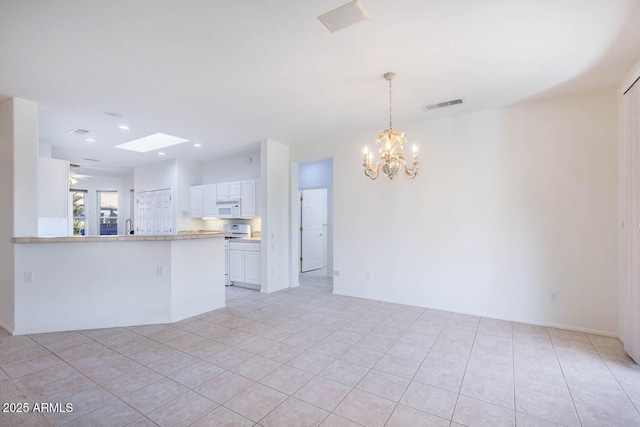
[309,338,352,358]
[168,360,224,389]
[461,373,515,409]
[147,390,217,426]
[235,335,278,353]
[388,341,431,362]
[260,342,305,363]
[102,367,164,397]
[340,346,384,368]
[259,364,314,394]
[1,354,64,379]
[65,400,141,427]
[400,381,458,420]
[79,358,143,384]
[191,405,254,427]
[294,376,352,411]
[515,388,580,426]
[45,386,116,425]
[414,363,464,393]
[386,403,450,427]
[224,382,287,422]
[423,348,469,372]
[206,346,254,369]
[328,329,367,345]
[319,359,370,387]
[356,369,410,402]
[231,355,282,381]
[194,370,254,403]
[125,416,159,426]
[288,350,335,374]
[121,378,188,414]
[260,396,329,427]
[334,388,396,427]
[374,353,421,379]
[515,411,566,426]
[453,395,515,427]
[144,351,199,376]
[570,384,640,426]
[320,413,362,426]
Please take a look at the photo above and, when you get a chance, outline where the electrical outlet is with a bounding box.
[24,271,34,283]
[550,291,558,301]
[366,272,372,280]
[157,265,165,277]
[333,270,340,277]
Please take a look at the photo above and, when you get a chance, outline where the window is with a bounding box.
[70,190,87,236]
[97,191,118,235]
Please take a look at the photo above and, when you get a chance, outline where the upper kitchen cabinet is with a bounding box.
[241,180,256,218]
[203,184,217,217]
[191,184,217,218]
[217,181,240,201]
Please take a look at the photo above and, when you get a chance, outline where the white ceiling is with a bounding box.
[1,0,640,176]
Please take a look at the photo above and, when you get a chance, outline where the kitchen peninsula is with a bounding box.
[8,233,226,335]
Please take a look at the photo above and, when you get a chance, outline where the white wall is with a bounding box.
[0,99,16,331]
[201,150,260,183]
[261,139,291,293]
[291,88,619,335]
[175,158,202,232]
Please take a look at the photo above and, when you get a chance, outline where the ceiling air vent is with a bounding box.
[69,128,90,135]
[318,0,370,33]
[424,99,463,111]
[83,158,102,163]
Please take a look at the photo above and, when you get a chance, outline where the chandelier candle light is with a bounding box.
[363,72,419,180]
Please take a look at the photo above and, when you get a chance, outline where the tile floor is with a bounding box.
[0,274,639,426]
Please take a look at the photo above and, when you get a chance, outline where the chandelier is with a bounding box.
[363,72,419,180]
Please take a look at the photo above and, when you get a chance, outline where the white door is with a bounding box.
[301,189,324,272]
[229,250,245,283]
[245,250,261,285]
[137,191,154,235]
[154,189,173,235]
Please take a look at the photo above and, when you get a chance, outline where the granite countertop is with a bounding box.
[11,232,228,243]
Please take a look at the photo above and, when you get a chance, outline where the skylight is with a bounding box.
[115,133,189,153]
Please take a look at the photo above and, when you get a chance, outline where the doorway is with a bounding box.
[297,158,333,290]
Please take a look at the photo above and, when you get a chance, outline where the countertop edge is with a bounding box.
[11,233,229,243]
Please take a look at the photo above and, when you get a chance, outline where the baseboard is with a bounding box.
[0,319,15,335]
[332,290,618,338]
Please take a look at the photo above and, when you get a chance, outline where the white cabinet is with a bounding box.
[190,186,204,218]
[217,181,241,201]
[203,184,217,217]
[244,250,261,285]
[191,184,217,218]
[229,242,261,289]
[241,180,256,218]
[229,181,241,200]
[229,249,245,283]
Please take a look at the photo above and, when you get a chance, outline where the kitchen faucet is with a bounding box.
[125,218,133,235]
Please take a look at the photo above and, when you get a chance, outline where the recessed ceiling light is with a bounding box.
[84,138,96,142]
[158,152,166,156]
[115,132,189,153]
[118,125,131,130]
[69,128,90,135]
[193,143,202,148]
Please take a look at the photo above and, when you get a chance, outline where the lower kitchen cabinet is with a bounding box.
[229,242,261,289]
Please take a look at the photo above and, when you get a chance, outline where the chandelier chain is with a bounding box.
[389,78,393,130]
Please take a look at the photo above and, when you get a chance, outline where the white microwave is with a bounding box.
[216,201,241,218]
